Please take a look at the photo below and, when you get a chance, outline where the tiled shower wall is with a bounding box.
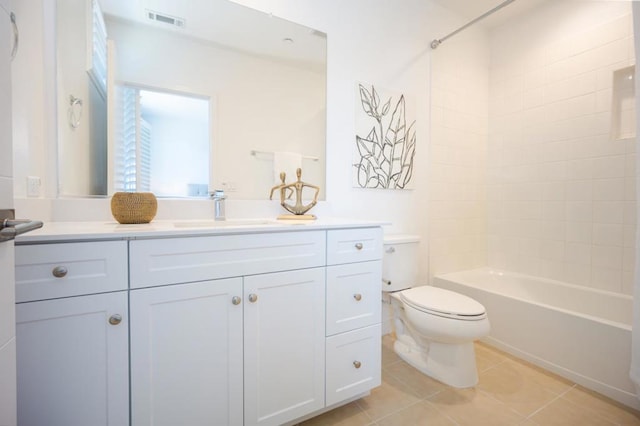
[429,30,490,277]
[487,2,636,294]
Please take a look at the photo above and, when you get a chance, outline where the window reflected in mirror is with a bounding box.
[114,86,210,197]
[51,0,327,199]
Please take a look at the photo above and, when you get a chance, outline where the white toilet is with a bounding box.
[383,235,490,388]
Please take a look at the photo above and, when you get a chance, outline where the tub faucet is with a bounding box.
[210,189,227,221]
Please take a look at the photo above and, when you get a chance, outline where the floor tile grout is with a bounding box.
[301,338,640,425]
[523,387,567,421]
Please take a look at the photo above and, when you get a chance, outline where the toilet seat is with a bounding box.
[400,286,487,321]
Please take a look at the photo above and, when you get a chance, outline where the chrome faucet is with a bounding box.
[210,189,227,221]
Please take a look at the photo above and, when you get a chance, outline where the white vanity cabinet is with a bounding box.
[15,223,383,426]
[14,241,129,426]
[129,231,327,426]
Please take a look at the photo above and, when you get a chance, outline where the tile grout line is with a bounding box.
[521,383,620,425]
[354,398,377,425]
[370,397,462,426]
[421,398,462,426]
[522,388,567,421]
[473,386,531,422]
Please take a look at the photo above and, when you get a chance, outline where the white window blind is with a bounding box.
[114,86,151,192]
[138,118,152,192]
[90,0,108,95]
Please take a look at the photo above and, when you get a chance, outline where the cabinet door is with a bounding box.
[16,291,129,426]
[244,268,325,426]
[130,278,243,426]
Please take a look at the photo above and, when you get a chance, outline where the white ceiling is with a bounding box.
[99,0,326,69]
[431,0,552,29]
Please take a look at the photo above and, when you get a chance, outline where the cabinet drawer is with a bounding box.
[327,228,382,265]
[130,231,326,289]
[326,324,381,406]
[326,261,381,336]
[15,241,128,303]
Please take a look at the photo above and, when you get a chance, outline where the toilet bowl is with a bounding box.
[383,235,490,388]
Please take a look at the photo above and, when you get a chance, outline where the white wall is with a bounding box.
[11,0,55,199]
[487,1,636,294]
[56,0,92,196]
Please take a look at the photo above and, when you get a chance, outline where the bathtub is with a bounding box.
[433,268,639,410]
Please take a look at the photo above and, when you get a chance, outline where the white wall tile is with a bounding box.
[622,269,634,295]
[592,223,623,247]
[541,181,566,201]
[538,162,566,181]
[592,245,623,269]
[624,177,636,201]
[592,200,624,224]
[566,201,593,222]
[539,220,565,241]
[540,239,566,262]
[592,178,625,200]
[438,1,634,296]
[595,88,613,113]
[539,141,569,163]
[566,221,593,244]
[623,201,636,226]
[591,266,622,292]
[565,263,591,286]
[565,180,593,200]
[565,242,592,265]
[625,153,636,176]
[541,201,566,222]
[539,259,566,282]
[623,247,635,271]
[592,156,626,179]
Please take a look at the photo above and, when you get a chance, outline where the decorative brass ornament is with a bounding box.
[269,168,319,219]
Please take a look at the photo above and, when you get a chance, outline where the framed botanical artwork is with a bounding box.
[353,83,416,189]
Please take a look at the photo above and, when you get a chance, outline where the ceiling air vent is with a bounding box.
[145,10,185,28]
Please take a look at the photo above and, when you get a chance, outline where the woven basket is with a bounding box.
[110,192,158,224]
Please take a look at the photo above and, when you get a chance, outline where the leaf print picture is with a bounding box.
[353,83,416,189]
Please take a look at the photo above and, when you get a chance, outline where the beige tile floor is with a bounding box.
[299,335,640,425]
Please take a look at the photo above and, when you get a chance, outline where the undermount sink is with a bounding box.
[173,219,277,228]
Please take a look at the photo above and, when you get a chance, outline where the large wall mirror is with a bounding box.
[56,0,326,199]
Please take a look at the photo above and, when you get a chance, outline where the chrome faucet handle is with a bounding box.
[210,189,227,221]
[210,189,226,200]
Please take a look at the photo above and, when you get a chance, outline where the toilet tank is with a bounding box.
[382,234,420,292]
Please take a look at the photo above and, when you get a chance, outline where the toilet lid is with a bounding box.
[400,286,487,319]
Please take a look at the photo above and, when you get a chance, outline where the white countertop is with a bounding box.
[15,217,387,243]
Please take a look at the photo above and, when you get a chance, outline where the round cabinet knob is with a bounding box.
[354,243,364,250]
[248,294,258,303]
[231,296,242,305]
[108,314,122,325]
[353,293,362,301]
[52,266,68,278]
[353,361,362,369]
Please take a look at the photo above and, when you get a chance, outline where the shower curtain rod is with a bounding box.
[430,0,517,49]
